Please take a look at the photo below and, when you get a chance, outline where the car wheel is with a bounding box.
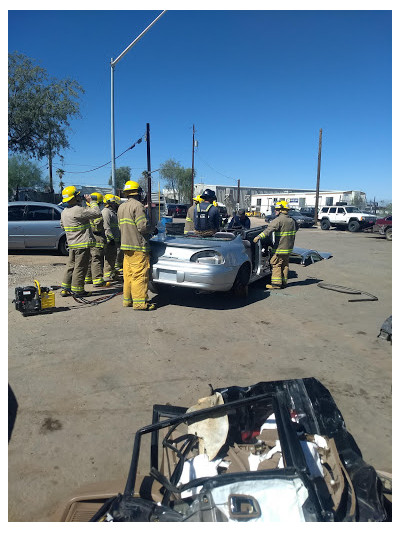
[385,228,392,241]
[348,220,360,232]
[148,280,164,294]
[232,263,250,298]
[320,219,330,230]
[58,235,69,256]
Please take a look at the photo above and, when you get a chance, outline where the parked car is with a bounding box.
[148,226,331,296]
[8,201,68,255]
[318,206,377,232]
[265,209,315,228]
[57,377,388,522]
[299,207,316,218]
[373,216,392,241]
[166,204,188,218]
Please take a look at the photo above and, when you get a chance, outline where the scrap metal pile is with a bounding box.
[68,378,387,522]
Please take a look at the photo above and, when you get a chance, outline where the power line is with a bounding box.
[195,152,237,183]
[62,133,145,175]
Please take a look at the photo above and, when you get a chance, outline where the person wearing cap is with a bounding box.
[253,200,297,289]
[193,189,220,236]
[184,195,203,234]
[227,208,251,230]
[117,180,156,310]
[59,186,101,297]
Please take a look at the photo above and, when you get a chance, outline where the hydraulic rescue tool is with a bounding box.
[13,280,56,316]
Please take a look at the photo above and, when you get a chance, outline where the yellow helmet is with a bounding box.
[62,185,80,203]
[104,193,116,204]
[114,195,121,205]
[123,180,141,193]
[193,195,202,203]
[213,200,218,207]
[90,191,103,203]
[275,200,289,210]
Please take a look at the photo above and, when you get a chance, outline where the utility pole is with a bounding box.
[314,129,322,226]
[191,124,195,201]
[237,179,241,209]
[146,123,152,226]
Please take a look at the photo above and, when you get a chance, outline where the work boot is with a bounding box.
[134,303,157,311]
[265,284,281,290]
[73,290,92,297]
[61,289,72,297]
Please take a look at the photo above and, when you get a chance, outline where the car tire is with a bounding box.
[320,219,330,230]
[385,228,392,241]
[148,280,164,294]
[58,235,69,256]
[348,220,360,232]
[232,263,250,298]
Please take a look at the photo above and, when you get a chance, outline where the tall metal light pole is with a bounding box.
[110,10,167,194]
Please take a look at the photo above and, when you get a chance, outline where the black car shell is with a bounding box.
[265,209,314,227]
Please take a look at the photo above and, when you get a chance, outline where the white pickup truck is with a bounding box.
[318,205,377,232]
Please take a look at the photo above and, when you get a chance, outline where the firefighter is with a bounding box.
[117,181,156,310]
[253,200,297,289]
[193,189,220,236]
[60,186,101,297]
[84,192,107,287]
[114,195,124,274]
[102,194,121,282]
[184,195,203,234]
[228,208,251,229]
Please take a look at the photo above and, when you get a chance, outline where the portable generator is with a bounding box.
[14,280,56,316]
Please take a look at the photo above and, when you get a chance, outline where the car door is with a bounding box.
[8,205,27,249]
[328,207,338,223]
[336,207,346,223]
[24,204,62,249]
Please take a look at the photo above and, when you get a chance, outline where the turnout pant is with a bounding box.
[270,253,290,287]
[122,251,150,309]
[115,247,124,271]
[104,242,118,280]
[85,246,105,286]
[61,248,91,293]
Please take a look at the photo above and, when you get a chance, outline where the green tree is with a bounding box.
[159,159,194,203]
[353,193,366,208]
[108,166,132,191]
[8,155,44,198]
[8,52,84,192]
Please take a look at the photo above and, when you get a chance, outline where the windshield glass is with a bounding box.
[345,207,361,213]
[288,210,302,216]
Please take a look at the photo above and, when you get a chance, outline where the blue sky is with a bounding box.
[8,7,392,201]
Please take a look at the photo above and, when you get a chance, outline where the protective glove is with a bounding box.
[153,227,159,235]
[253,235,261,243]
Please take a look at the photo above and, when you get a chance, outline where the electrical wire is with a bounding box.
[195,152,238,183]
[62,134,145,175]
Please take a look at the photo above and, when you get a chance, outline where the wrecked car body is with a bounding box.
[149,227,331,294]
[57,378,387,522]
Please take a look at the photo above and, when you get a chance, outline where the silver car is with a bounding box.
[150,226,332,295]
[8,201,68,255]
[150,226,272,296]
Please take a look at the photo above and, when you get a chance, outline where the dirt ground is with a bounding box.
[8,222,392,521]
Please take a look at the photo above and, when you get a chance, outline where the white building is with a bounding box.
[194,183,366,216]
[251,189,366,216]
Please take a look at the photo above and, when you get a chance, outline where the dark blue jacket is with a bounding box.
[228,215,251,229]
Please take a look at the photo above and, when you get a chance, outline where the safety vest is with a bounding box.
[194,202,213,231]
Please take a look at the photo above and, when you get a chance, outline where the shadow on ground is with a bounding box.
[151,284,270,310]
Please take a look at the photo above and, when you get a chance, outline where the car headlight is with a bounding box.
[190,250,224,265]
